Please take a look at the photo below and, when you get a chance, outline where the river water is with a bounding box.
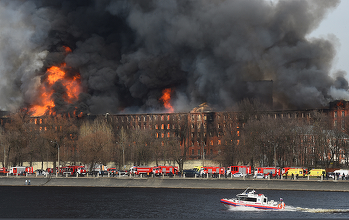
[1,186,349,219]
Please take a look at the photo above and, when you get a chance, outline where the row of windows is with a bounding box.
[191,140,221,146]
[188,148,214,156]
[334,111,345,118]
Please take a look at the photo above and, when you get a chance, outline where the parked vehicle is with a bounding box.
[154,166,179,176]
[232,172,247,178]
[282,167,308,176]
[254,167,280,178]
[0,167,9,175]
[182,169,199,177]
[307,169,326,177]
[10,166,34,176]
[61,166,87,176]
[199,167,225,177]
[255,173,264,179]
[34,169,48,175]
[129,166,155,176]
[226,165,251,176]
[118,170,129,176]
[333,169,349,179]
[283,168,306,178]
[107,168,118,175]
[193,166,203,172]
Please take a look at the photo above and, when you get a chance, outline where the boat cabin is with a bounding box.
[236,190,268,203]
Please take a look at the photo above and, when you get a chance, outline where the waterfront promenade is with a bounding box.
[1,175,349,191]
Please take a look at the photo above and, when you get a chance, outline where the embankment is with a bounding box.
[1,176,349,191]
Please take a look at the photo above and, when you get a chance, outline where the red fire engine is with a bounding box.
[129,166,155,176]
[61,166,87,176]
[154,166,179,176]
[0,167,9,175]
[200,167,225,177]
[226,165,251,176]
[254,167,280,178]
[10,166,34,176]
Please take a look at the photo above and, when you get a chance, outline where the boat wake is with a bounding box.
[295,207,349,213]
[228,205,349,213]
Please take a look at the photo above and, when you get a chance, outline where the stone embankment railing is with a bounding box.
[1,174,349,191]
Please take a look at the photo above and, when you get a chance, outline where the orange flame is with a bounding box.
[29,47,81,116]
[160,88,174,113]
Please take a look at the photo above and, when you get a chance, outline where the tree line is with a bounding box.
[0,100,348,171]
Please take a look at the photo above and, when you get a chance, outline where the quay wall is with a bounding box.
[1,176,349,191]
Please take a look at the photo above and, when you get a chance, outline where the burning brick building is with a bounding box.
[78,99,349,162]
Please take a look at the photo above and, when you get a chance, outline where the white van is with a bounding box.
[333,169,349,179]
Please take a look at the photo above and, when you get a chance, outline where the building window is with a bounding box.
[334,111,337,118]
[342,111,345,117]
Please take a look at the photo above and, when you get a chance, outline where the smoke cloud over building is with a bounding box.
[0,0,346,115]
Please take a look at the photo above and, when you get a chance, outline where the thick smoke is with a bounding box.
[0,0,346,114]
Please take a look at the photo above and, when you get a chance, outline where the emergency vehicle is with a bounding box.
[281,167,308,176]
[193,166,203,172]
[282,168,306,178]
[46,167,61,174]
[10,166,34,176]
[107,168,118,175]
[154,166,179,176]
[0,167,9,175]
[307,169,326,177]
[254,167,280,178]
[199,167,225,177]
[333,169,349,179]
[129,166,156,176]
[226,165,251,176]
[61,166,87,176]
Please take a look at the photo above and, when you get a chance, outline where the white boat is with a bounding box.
[221,188,285,210]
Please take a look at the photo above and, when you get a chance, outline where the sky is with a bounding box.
[308,0,349,77]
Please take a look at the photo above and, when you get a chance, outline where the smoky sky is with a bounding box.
[0,0,346,115]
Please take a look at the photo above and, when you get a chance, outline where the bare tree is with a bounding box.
[40,115,78,169]
[77,117,114,170]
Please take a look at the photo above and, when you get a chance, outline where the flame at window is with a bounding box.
[29,47,81,116]
[160,88,174,113]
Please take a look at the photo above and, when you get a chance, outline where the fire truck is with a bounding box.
[61,166,87,176]
[154,166,179,176]
[129,166,156,176]
[254,167,280,178]
[226,165,251,176]
[199,167,225,177]
[10,166,34,176]
[0,167,9,175]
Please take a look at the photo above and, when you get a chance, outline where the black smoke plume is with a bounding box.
[0,0,346,114]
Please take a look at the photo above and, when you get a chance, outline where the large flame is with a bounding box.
[160,88,174,113]
[29,47,81,116]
